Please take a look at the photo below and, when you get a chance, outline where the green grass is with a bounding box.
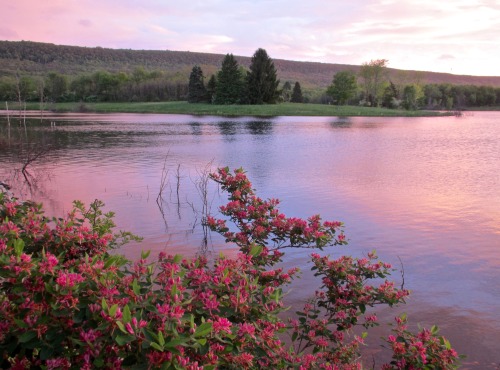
[9,101,451,117]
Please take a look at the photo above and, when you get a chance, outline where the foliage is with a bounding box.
[402,85,419,110]
[246,48,280,104]
[327,71,358,105]
[1,40,500,105]
[0,169,462,369]
[291,82,304,103]
[188,65,207,103]
[214,54,245,104]
[206,75,217,103]
[45,72,69,103]
[382,82,400,109]
[382,315,460,369]
[281,81,292,103]
[359,59,389,107]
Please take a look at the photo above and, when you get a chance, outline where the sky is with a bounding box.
[1,0,499,76]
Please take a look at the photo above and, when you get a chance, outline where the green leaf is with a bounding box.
[132,279,140,295]
[150,342,164,351]
[14,318,28,328]
[194,322,213,338]
[18,331,37,343]
[173,254,183,264]
[431,325,439,335]
[93,358,105,367]
[116,321,127,334]
[164,338,187,348]
[101,298,108,311]
[115,334,135,346]
[40,346,54,360]
[13,239,25,257]
[141,250,151,259]
[249,244,263,257]
[445,339,451,350]
[122,304,131,324]
[109,304,118,318]
[158,331,165,346]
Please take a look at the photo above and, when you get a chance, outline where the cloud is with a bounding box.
[0,0,499,75]
[78,19,92,28]
[0,27,18,38]
[439,54,456,60]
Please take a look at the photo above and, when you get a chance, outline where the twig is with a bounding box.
[397,256,405,290]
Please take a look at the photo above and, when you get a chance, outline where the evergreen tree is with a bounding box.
[214,54,243,104]
[206,74,216,103]
[281,81,292,102]
[246,48,280,104]
[291,81,303,103]
[187,65,207,103]
[382,81,399,108]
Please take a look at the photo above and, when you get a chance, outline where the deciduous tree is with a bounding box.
[359,59,388,107]
[326,70,357,105]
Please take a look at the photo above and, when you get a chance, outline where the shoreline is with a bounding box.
[0,101,456,118]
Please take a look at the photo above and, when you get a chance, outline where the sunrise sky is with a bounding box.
[1,0,499,76]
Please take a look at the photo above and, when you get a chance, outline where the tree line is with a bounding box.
[326,59,500,110]
[1,52,499,110]
[0,68,188,104]
[188,48,303,105]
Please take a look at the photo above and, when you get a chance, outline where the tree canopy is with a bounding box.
[246,48,280,104]
[327,71,357,105]
[291,82,303,103]
[214,54,244,104]
[187,65,207,103]
[359,59,388,107]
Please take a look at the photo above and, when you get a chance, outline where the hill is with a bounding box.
[1,40,500,90]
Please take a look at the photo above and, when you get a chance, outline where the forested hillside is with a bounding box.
[2,40,500,89]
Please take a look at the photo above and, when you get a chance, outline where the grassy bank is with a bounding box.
[5,101,452,117]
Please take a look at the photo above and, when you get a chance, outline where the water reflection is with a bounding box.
[188,121,203,135]
[329,117,353,128]
[245,120,273,135]
[216,121,238,138]
[1,112,500,368]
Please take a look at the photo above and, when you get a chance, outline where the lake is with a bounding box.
[1,111,499,368]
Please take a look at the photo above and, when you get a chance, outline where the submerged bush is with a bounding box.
[0,168,460,369]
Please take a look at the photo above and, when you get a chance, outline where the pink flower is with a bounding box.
[212,317,232,334]
[238,323,255,338]
[55,271,85,288]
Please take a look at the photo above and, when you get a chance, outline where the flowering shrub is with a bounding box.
[0,168,461,369]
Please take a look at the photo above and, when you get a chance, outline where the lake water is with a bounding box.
[1,111,499,368]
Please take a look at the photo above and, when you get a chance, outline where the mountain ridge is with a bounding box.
[1,40,500,89]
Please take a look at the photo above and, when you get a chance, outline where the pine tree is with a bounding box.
[187,65,206,103]
[214,54,244,104]
[291,81,303,103]
[281,81,292,102]
[206,74,216,103]
[246,48,280,104]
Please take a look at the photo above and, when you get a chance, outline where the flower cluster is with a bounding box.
[0,168,461,369]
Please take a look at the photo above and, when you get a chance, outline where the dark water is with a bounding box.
[1,111,499,368]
